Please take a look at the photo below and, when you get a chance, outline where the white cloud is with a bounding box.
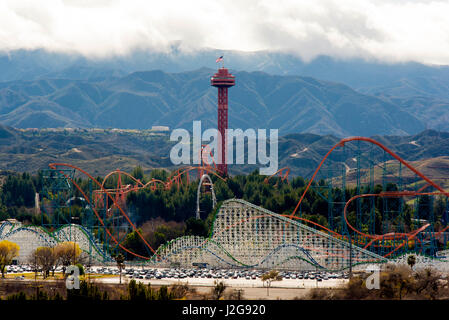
[0,0,448,64]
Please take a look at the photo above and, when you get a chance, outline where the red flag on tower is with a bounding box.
[216,56,223,63]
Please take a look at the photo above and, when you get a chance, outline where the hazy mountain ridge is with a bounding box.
[2,49,449,91]
[1,49,449,135]
[0,68,429,136]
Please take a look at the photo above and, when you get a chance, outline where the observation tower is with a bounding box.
[211,67,235,176]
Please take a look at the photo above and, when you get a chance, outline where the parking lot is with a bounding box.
[5,265,349,288]
[119,267,349,282]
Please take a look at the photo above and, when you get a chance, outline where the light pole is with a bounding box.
[88,247,91,284]
[349,233,353,279]
[71,217,79,265]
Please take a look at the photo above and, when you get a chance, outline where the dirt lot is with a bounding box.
[193,285,315,300]
[97,275,348,300]
[0,274,348,300]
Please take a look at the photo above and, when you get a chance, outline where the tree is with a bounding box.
[0,240,20,278]
[67,280,108,301]
[31,247,56,279]
[1,174,36,207]
[261,270,282,296]
[122,229,146,257]
[379,265,412,300]
[185,217,208,237]
[227,289,244,300]
[131,166,145,182]
[211,281,226,300]
[54,242,81,274]
[413,268,440,300]
[123,281,174,300]
[75,263,85,276]
[407,255,416,271]
[115,253,125,284]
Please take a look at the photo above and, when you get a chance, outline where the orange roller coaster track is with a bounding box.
[95,165,226,206]
[264,167,290,185]
[48,163,226,260]
[342,191,449,257]
[289,136,449,219]
[49,163,158,260]
[284,136,449,257]
[94,169,166,208]
[47,136,449,261]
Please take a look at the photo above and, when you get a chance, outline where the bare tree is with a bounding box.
[115,253,125,284]
[211,281,226,300]
[54,242,81,275]
[261,270,282,296]
[407,255,416,271]
[30,247,56,279]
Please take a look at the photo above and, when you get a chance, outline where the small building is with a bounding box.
[151,126,170,132]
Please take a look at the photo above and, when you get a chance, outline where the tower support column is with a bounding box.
[217,87,228,174]
[211,67,235,177]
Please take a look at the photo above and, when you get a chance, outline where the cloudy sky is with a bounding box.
[1,0,449,65]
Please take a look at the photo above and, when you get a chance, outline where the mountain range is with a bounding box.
[0,67,442,137]
[0,49,448,136]
[2,49,449,90]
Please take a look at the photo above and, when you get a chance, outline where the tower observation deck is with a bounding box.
[211,68,235,176]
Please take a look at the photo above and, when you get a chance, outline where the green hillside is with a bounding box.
[0,125,448,181]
